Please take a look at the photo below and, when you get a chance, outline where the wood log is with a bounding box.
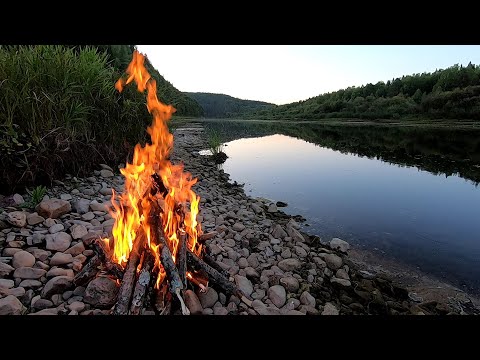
[198,231,218,244]
[202,251,230,279]
[73,255,101,286]
[129,250,155,315]
[150,206,189,315]
[186,249,252,306]
[112,235,145,315]
[91,239,124,279]
[177,231,187,289]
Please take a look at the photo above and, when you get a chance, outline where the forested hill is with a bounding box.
[185,92,274,118]
[90,45,204,117]
[247,63,480,121]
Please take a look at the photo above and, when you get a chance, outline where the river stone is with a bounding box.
[60,193,73,201]
[197,287,218,309]
[324,254,343,270]
[68,301,86,313]
[268,285,287,308]
[7,211,27,228]
[294,246,308,258]
[32,233,45,245]
[330,238,350,253]
[279,276,300,292]
[213,306,228,315]
[13,193,24,205]
[234,275,254,297]
[41,276,73,298]
[300,291,316,307]
[81,212,95,221]
[83,277,119,309]
[0,279,15,288]
[336,268,350,280]
[267,204,277,213]
[184,290,203,315]
[331,277,351,287]
[36,199,71,219]
[28,248,50,261]
[237,257,248,268]
[12,251,36,268]
[322,302,340,315]
[45,232,72,252]
[33,298,54,310]
[72,199,90,214]
[313,257,327,270]
[30,308,58,315]
[281,248,292,259]
[100,169,114,178]
[27,212,45,226]
[247,254,259,268]
[286,225,305,243]
[89,200,108,212]
[13,267,46,279]
[271,224,287,239]
[48,223,65,234]
[65,242,86,256]
[49,252,73,266]
[232,222,245,232]
[278,258,302,272]
[19,279,42,289]
[0,295,26,315]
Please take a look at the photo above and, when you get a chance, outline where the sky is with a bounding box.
[136,45,480,105]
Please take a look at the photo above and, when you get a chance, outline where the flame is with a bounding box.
[110,50,203,288]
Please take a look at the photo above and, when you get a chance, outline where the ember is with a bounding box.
[73,50,251,315]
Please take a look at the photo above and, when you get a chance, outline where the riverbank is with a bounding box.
[0,122,478,315]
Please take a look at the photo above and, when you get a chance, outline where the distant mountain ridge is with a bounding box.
[185,92,275,118]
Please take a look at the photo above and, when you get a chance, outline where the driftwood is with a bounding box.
[112,235,145,315]
[202,251,230,279]
[177,232,187,289]
[91,239,124,279]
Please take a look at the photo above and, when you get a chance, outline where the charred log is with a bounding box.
[73,255,101,287]
[112,235,145,315]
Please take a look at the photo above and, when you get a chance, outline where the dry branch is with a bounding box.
[73,255,101,286]
[129,250,155,315]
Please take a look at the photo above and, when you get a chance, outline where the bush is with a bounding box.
[0,45,151,193]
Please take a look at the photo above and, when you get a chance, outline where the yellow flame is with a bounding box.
[109,50,203,281]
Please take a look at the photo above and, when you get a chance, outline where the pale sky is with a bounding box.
[136,45,480,105]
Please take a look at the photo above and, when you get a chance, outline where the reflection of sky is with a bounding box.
[222,134,480,291]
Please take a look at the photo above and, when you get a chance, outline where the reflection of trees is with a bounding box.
[200,120,480,186]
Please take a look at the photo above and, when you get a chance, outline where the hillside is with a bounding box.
[185,92,274,118]
[247,63,480,121]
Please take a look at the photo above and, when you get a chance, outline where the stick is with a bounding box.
[129,250,155,315]
[198,231,218,244]
[186,249,252,306]
[112,235,145,315]
[202,251,230,279]
[73,255,101,286]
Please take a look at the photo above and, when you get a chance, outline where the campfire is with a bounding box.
[73,50,250,315]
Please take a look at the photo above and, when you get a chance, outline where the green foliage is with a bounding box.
[247,63,480,121]
[21,185,47,208]
[0,45,151,193]
[186,92,274,118]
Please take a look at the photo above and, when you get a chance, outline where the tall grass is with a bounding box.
[206,128,224,156]
[0,45,151,193]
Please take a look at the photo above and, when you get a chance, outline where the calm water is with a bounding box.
[218,132,480,293]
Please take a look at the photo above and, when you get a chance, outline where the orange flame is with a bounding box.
[110,50,203,288]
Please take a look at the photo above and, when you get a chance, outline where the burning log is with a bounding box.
[129,250,155,315]
[112,235,145,315]
[177,231,188,289]
[73,255,101,287]
[91,238,124,280]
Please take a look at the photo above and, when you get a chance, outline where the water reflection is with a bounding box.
[198,120,480,294]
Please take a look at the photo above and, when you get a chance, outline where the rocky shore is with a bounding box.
[0,123,478,315]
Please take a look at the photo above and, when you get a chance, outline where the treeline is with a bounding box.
[248,63,480,120]
[185,92,274,118]
[0,45,201,193]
